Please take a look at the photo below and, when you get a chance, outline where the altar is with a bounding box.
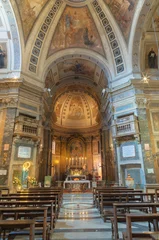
[63,173,90,190]
[63,179,90,190]
[64,165,90,191]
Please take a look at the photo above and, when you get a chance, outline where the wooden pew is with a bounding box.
[0,195,59,214]
[0,200,55,230]
[113,202,159,240]
[100,192,154,217]
[13,190,63,212]
[0,207,48,239]
[125,213,159,240]
[93,187,131,204]
[0,219,35,240]
[95,189,143,209]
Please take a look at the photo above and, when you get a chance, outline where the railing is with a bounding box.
[22,125,37,135]
[112,115,139,137]
[14,115,40,138]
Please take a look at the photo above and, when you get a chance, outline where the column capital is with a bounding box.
[135,97,149,109]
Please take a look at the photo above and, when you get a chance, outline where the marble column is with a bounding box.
[136,97,156,183]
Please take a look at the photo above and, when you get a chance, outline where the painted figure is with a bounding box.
[0,45,5,68]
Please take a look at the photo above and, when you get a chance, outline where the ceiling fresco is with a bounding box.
[15,0,49,41]
[48,6,105,57]
[149,6,159,31]
[53,92,100,129]
[57,59,96,80]
[104,0,138,39]
[45,58,108,90]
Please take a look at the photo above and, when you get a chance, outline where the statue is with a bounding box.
[22,161,31,186]
[148,48,157,69]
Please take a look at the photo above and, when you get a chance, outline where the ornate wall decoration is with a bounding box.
[92,0,124,74]
[47,6,105,57]
[29,0,63,73]
[103,0,138,40]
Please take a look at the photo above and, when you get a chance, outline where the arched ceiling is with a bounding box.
[1,0,158,82]
[12,0,141,82]
[45,58,108,88]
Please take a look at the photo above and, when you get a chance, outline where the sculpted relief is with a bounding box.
[48,6,105,56]
[104,0,138,39]
[16,0,48,40]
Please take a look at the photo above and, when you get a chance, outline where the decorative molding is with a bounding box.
[29,0,63,73]
[92,0,124,74]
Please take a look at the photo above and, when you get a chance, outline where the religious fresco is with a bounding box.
[0,43,7,69]
[54,94,67,119]
[68,96,85,120]
[86,94,99,122]
[15,0,48,40]
[145,44,158,69]
[69,139,84,158]
[104,0,138,39]
[149,7,159,31]
[53,92,99,129]
[57,59,95,79]
[48,6,105,56]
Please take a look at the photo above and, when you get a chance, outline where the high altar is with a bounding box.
[63,168,90,190]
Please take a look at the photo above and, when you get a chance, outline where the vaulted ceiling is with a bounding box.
[1,0,158,130]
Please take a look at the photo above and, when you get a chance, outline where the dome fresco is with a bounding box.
[53,91,100,129]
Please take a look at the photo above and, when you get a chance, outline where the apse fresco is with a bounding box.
[68,96,85,120]
[54,92,99,129]
[15,0,48,40]
[54,94,67,118]
[104,0,138,39]
[48,6,105,56]
[57,59,95,79]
